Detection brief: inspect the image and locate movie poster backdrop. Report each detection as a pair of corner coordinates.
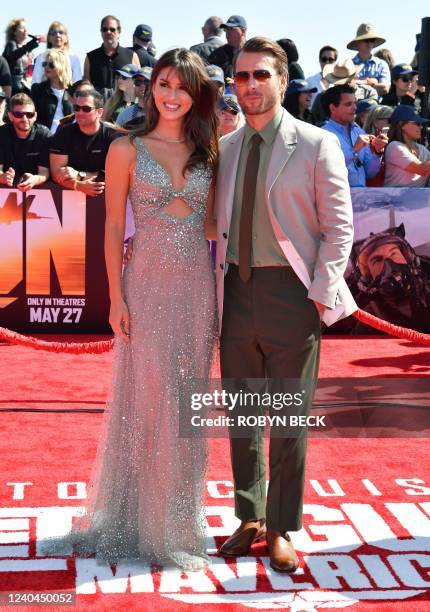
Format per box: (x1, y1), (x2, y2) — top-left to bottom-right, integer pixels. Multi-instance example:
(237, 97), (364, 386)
(1, 184), (429, 334)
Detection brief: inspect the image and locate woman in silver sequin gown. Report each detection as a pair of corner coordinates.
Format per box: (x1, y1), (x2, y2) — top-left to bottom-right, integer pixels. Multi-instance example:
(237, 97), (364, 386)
(70, 50), (219, 571)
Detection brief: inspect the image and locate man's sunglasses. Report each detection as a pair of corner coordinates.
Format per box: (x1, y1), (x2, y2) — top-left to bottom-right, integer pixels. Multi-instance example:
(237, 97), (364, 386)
(11, 110), (35, 119)
(101, 27), (117, 33)
(42, 61), (55, 69)
(133, 78), (147, 86)
(234, 69), (272, 84)
(73, 104), (95, 113)
(400, 76), (414, 83)
(320, 56), (336, 64)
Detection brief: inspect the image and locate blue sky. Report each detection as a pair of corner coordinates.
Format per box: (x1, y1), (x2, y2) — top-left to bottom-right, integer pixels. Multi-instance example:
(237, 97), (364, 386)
(2, 2), (427, 77)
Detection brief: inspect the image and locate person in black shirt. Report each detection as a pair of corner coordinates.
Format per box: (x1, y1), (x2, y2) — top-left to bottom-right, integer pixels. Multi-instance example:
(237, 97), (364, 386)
(129, 24), (156, 68)
(2, 18), (45, 94)
(207, 15), (247, 79)
(0, 93), (50, 190)
(84, 15), (139, 99)
(50, 89), (120, 197)
(190, 16), (224, 62)
(0, 57), (12, 99)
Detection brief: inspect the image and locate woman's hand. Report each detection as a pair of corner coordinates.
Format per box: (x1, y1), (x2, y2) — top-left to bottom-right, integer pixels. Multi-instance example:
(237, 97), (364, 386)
(109, 298), (130, 342)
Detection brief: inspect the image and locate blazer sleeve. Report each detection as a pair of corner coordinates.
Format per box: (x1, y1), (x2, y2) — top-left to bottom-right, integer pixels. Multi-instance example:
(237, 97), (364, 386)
(307, 131), (354, 309)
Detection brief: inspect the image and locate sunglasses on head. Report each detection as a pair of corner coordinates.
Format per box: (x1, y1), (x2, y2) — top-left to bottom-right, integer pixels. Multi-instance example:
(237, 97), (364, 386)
(234, 69), (273, 84)
(133, 78), (147, 86)
(73, 104), (95, 113)
(320, 56), (336, 64)
(102, 27), (117, 33)
(42, 61), (55, 69)
(11, 110), (35, 119)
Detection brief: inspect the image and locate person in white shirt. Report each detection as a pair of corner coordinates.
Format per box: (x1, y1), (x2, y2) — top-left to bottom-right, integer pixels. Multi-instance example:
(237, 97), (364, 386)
(384, 105), (430, 187)
(306, 45), (337, 106)
(32, 21), (81, 84)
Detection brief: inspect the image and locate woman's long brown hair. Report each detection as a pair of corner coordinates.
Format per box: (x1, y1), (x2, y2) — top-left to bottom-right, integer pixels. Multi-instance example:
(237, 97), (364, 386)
(132, 48), (219, 174)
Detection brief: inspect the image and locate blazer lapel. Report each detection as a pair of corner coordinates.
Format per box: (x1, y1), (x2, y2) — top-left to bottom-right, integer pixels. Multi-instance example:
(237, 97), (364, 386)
(266, 109), (297, 195)
(219, 128), (245, 225)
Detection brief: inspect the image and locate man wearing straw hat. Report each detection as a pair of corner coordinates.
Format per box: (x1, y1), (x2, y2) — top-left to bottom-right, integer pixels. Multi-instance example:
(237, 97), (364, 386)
(348, 23), (390, 96)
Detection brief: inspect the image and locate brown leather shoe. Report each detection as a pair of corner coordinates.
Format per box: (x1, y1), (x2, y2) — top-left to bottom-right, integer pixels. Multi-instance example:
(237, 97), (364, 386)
(267, 530), (299, 573)
(218, 520), (266, 557)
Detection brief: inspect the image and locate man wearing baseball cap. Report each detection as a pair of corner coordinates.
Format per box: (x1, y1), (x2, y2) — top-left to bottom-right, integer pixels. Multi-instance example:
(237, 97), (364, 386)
(208, 15), (247, 79)
(348, 23), (390, 96)
(206, 64), (225, 95)
(116, 66), (152, 128)
(129, 24), (156, 68)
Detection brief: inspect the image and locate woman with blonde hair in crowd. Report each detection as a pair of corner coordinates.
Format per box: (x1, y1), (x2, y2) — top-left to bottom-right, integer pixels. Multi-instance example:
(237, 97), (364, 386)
(363, 104), (393, 136)
(363, 105), (392, 187)
(3, 17), (45, 94)
(30, 49), (73, 134)
(32, 21), (82, 84)
(102, 64), (136, 123)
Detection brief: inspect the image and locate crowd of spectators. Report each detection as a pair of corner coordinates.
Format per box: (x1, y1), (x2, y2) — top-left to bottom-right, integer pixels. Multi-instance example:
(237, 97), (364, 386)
(0, 13), (429, 192)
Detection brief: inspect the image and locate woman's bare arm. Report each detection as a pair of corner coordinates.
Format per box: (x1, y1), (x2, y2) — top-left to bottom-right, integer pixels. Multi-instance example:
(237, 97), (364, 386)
(105, 136), (135, 340)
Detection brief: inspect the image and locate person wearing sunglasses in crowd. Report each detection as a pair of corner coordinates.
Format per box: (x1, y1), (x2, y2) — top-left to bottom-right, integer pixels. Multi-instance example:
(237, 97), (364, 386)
(306, 45), (338, 107)
(30, 50), (74, 134)
(208, 15), (247, 79)
(116, 66), (152, 128)
(348, 23), (390, 96)
(381, 64), (422, 113)
(0, 93), (50, 190)
(321, 84), (388, 187)
(32, 21), (82, 85)
(50, 88), (120, 196)
(103, 64), (138, 124)
(84, 15), (139, 101)
(2, 18), (46, 94)
(384, 105), (430, 187)
(218, 93), (245, 136)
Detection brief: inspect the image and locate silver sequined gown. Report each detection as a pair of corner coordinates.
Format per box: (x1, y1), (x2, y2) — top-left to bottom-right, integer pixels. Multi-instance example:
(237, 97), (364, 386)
(70, 138), (217, 569)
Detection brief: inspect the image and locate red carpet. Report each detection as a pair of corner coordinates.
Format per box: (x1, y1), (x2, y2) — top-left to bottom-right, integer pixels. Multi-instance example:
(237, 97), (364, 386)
(0, 336), (429, 611)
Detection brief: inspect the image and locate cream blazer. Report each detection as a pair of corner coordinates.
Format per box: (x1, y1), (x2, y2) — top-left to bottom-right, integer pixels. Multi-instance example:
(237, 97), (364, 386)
(215, 108), (357, 333)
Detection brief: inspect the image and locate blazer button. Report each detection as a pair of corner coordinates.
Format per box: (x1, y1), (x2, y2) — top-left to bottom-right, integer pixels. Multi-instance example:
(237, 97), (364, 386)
(220, 263), (224, 270)
(223, 232), (228, 239)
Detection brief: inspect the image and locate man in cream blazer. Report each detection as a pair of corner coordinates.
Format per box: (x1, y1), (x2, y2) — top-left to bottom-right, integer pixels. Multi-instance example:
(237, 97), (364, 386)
(215, 37), (357, 573)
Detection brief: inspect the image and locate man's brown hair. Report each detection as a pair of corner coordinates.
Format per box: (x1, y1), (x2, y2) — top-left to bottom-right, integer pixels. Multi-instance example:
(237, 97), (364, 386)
(234, 36), (289, 76)
(9, 93), (34, 110)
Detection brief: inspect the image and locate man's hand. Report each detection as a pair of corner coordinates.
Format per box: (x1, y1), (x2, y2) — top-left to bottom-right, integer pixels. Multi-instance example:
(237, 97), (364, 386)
(17, 173), (38, 192)
(78, 177), (105, 197)
(0, 167), (15, 187)
(353, 134), (371, 153)
(313, 300), (325, 321)
(370, 133), (388, 154)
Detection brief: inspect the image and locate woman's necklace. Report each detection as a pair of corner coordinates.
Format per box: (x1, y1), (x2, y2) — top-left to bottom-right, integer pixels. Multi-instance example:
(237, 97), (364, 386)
(153, 130), (185, 143)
